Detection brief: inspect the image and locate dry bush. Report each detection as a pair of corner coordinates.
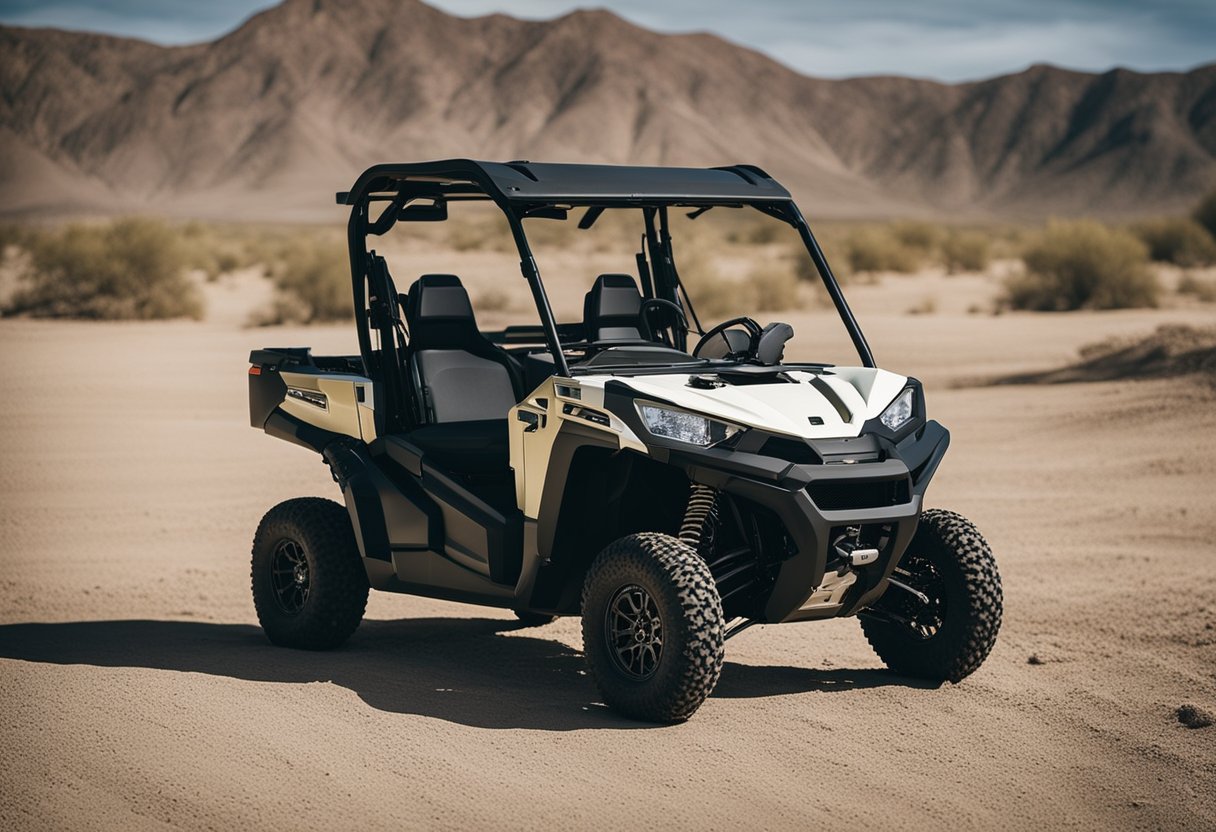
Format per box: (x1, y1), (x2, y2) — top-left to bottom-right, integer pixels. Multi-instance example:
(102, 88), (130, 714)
(725, 217), (784, 245)
(1130, 217), (1216, 267)
(474, 288), (514, 312)
(748, 263), (803, 311)
(0, 223), (31, 253)
(256, 235), (353, 324)
(987, 224), (1032, 260)
(1195, 190), (1216, 240)
(444, 215), (514, 253)
(1005, 220), (1158, 311)
(3, 218), (203, 320)
(803, 227), (852, 282)
(446, 221), (491, 252)
(585, 209), (642, 253)
(906, 296), (938, 315)
(681, 250), (751, 318)
(941, 230), (992, 273)
(1177, 273), (1216, 302)
(891, 221), (943, 257)
(179, 222), (262, 280)
(843, 226), (921, 274)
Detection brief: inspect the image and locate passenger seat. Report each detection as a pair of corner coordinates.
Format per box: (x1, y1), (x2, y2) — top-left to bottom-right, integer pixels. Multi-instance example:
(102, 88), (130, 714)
(582, 273), (645, 343)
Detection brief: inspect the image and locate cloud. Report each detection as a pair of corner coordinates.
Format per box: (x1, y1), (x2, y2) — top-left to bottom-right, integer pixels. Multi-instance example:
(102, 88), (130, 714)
(0, 0), (275, 44)
(431, 0), (1216, 80)
(0, 0), (1211, 80)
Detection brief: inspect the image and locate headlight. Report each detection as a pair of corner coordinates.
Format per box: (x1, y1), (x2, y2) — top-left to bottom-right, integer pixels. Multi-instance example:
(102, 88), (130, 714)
(637, 404), (741, 446)
(879, 388), (915, 431)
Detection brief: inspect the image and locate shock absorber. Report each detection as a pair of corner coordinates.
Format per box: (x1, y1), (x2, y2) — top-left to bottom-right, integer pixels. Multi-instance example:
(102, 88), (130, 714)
(679, 483), (718, 552)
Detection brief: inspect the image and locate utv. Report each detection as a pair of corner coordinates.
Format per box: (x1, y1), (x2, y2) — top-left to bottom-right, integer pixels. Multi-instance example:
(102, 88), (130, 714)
(248, 160), (1002, 722)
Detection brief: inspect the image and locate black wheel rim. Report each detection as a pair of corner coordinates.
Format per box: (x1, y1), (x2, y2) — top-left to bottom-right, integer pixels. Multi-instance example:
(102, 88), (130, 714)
(270, 538), (310, 614)
(605, 584), (664, 680)
(888, 552), (946, 640)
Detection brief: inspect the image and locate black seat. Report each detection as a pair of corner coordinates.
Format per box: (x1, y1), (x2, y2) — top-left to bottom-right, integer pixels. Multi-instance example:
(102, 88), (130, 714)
(583, 273), (645, 343)
(402, 274), (521, 474)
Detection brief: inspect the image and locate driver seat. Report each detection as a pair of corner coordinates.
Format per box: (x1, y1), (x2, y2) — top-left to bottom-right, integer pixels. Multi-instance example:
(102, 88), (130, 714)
(401, 274), (521, 474)
(583, 273), (645, 343)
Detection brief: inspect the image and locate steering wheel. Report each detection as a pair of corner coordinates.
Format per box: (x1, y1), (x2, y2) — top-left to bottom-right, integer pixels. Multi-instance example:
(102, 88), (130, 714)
(639, 298), (689, 345)
(692, 316), (763, 359)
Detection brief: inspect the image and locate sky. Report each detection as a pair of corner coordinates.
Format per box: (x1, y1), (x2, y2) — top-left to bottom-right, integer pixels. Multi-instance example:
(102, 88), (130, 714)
(0, 0), (1213, 82)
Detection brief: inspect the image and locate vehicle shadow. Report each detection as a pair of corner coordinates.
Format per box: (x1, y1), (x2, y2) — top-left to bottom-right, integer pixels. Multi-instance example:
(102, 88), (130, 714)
(0, 618), (932, 730)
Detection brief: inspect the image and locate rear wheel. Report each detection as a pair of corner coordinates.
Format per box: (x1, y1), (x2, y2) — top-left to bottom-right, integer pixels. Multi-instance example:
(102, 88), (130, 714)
(581, 533), (724, 723)
(251, 497), (369, 650)
(861, 509), (1002, 682)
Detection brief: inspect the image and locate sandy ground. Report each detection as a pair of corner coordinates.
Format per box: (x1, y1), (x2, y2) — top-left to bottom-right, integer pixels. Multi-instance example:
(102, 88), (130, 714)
(1, 270), (1214, 830)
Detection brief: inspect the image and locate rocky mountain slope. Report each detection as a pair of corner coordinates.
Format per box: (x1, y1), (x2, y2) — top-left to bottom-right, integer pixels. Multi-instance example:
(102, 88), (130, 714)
(1, 0), (1213, 220)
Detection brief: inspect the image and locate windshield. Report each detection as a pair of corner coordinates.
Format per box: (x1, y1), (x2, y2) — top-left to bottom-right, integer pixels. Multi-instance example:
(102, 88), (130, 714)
(369, 198), (865, 376)
(520, 205), (864, 369)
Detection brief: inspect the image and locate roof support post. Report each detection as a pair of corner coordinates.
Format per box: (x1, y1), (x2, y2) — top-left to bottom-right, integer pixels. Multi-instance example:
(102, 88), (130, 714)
(787, 202), (876, 368)
(348, 200), (373, 373)
(506, 210), (572, 378)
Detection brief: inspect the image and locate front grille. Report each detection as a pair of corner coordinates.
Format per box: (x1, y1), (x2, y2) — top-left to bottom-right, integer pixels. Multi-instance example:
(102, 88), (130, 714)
(757, 436), (819, 464)
(807, 477), (911, 511)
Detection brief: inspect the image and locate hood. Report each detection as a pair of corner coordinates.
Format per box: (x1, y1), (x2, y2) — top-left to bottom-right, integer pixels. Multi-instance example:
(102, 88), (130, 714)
(592, 367), (908, 439)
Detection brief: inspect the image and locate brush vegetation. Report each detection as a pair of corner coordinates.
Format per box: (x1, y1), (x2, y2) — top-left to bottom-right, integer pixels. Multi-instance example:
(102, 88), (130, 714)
(2, 218), (203, 320)
(1130, 217), (1216, 267)
(1005, 220), (1159, 311)
(5, 196), (1215, 323)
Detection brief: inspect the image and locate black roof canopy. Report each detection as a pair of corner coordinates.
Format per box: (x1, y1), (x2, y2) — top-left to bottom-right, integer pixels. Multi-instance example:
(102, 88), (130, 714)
(338, 159), (792, 206)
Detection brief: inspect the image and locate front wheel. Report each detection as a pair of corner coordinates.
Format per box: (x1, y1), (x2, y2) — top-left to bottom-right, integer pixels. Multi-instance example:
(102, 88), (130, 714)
(251, 497), (369, 650)
(581, 533), (725, 723)
(861, 509), (1002, 682)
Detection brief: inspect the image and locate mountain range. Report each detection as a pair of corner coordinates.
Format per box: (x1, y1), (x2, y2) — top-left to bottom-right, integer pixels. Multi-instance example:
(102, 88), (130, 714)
(2, 0), (1214, 221)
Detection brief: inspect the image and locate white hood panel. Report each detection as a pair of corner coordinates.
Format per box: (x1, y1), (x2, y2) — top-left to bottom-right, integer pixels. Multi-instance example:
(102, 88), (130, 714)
(581, 367), (908, 439)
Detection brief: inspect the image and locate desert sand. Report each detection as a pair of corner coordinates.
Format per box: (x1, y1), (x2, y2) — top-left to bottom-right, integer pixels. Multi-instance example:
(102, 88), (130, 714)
(1, 268), (1214, 830)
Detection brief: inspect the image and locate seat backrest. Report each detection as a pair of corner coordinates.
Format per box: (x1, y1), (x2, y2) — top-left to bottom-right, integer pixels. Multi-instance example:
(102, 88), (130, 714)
(403, 274), (520, 423)
(583, 273), (644, 343)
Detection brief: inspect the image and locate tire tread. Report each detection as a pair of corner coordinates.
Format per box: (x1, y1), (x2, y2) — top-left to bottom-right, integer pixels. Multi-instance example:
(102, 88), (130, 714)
(862, 509), (1002, 682)
(251, 497), (369, 650)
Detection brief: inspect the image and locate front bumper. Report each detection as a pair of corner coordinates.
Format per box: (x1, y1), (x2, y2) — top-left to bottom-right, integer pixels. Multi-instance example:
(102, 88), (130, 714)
(666, 420), (950, 623)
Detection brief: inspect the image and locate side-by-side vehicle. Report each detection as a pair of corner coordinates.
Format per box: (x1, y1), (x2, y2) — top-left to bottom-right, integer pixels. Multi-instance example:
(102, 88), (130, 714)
(248, 160), (1002, 722)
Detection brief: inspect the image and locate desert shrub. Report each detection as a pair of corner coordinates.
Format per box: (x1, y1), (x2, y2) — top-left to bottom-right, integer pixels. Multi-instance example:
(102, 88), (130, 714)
(3, 218), (202, 320)
(1177, 273), (1216, 302)
(1130, 217), (1216, 267)
(260, 236), (353, 324)
(682, 251), (751, 318)
(891, 221), (943, 256)
(906, 296), (938, 315)
(726, 217), (784, 245)
(987, 224), (1032, 260)
(801, 228), (852, 282)
(1005, 220), (1158, 311)
(844, 226), (921, 274)
(747, 264), (802, 311)
(0, 223), (30, 253)
(446, 220), (492, 252)
(474, 288), (514, 312)
(1194, 190), (1216, 240)
(941, 230), (992, 273)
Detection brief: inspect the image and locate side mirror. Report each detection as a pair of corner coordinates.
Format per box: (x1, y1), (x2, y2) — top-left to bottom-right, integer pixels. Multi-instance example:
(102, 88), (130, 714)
(756, 322), (794, 365)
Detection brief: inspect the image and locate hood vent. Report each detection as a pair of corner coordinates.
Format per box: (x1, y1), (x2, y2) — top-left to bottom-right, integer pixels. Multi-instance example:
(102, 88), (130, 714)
(809, 376), (852, 422)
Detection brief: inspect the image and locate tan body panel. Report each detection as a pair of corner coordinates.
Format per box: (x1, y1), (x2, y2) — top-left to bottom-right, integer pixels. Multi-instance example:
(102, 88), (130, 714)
(279, 370), (376, 442)
(509, 377), (640, 519)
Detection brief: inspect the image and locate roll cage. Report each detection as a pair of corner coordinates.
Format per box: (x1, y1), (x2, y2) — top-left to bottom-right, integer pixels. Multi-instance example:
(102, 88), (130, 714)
(339, 159), (875, 435)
